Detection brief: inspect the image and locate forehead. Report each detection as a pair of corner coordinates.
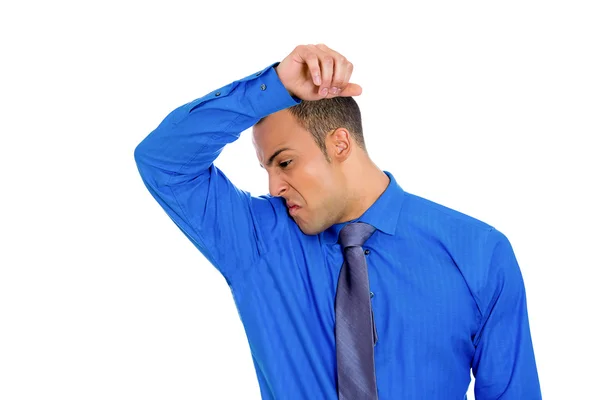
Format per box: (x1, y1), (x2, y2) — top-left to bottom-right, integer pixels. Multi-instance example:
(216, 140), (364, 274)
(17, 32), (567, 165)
(252, 109), (308, 154)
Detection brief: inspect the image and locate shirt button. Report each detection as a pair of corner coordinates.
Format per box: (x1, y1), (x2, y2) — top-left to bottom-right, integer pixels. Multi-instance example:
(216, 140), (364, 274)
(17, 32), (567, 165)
(215, 91), (221, 96)
(364, 249), (370, 255)
(370, 292), (374, 298)
(260, 84), (267, 91)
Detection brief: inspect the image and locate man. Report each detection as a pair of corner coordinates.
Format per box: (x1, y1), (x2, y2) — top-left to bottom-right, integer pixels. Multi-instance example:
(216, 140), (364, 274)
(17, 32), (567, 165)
(134, 43), (542, 399)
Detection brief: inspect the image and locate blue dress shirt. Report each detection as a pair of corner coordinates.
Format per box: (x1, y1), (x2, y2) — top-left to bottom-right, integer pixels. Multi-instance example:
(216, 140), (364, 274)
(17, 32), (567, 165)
(134, 61), (542, 399)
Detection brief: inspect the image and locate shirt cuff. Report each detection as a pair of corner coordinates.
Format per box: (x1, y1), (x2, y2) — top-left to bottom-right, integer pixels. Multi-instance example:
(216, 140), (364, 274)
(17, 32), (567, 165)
(242, 61), (302, 118)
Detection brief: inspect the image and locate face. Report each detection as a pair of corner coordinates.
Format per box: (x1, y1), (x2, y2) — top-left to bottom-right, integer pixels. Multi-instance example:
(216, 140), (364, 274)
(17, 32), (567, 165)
(252, 109), (350, 235)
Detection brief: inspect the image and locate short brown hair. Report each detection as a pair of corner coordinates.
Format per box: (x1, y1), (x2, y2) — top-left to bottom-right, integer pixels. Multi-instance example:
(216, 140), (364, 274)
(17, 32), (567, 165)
(256, 97), (365, 161)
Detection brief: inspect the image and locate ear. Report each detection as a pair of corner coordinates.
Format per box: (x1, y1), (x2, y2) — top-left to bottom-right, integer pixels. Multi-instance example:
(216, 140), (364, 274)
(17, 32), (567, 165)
(328, 128), (352, 161)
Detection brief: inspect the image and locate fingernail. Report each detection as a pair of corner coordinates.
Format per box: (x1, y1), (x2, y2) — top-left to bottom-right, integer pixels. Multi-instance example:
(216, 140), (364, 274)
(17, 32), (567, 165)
(331, 87), (339, 95)
(320, 87), (328, 96)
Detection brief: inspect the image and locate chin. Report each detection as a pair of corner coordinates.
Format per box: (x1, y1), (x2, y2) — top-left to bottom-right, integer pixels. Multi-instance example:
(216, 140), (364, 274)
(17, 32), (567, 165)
(296, 220), (327, 236)
(299, 227), (321, 236)
(292, 209), (331, 235)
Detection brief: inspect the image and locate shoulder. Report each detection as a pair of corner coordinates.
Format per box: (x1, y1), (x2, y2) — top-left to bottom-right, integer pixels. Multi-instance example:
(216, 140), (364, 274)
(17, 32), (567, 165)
(402, 192), (513, 260)
(400, 191), (515, 306)
(401, 190), (495, 237)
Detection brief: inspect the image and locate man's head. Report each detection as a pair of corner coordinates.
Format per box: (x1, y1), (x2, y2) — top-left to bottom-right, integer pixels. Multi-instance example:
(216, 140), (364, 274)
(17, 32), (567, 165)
(252, 97), (367, 235)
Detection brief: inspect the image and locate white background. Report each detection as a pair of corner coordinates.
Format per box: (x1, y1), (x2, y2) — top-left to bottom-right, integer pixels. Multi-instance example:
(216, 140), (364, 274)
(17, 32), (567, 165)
(1, 1), (599, 399)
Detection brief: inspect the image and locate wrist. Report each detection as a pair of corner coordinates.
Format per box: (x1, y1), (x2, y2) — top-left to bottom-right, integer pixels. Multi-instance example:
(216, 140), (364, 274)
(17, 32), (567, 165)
(275, 65), (296, 98)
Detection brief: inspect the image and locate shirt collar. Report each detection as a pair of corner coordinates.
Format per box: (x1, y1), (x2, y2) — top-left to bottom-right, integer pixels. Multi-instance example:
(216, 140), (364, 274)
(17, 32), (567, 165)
(321, 170), (405, 245)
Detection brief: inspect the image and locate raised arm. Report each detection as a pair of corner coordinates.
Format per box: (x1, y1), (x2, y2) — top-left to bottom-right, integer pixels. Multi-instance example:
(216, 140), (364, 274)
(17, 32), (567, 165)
(134, 44), (362, 284)
(472, 228), (542, 399)
(133, 62), (301, 283)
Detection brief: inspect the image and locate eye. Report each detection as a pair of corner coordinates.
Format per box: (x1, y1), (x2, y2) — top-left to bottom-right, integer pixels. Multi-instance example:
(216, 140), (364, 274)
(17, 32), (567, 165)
(279, 160), (292, 169)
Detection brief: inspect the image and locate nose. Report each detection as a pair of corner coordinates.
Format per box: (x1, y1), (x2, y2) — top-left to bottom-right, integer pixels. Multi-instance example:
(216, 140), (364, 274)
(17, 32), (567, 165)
(268, 171), (288, 197)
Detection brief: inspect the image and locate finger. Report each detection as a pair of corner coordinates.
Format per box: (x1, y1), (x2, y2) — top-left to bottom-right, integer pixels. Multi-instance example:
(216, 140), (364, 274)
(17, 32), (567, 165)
(341, 61), (354, 91)
(311, 46), (335, 96)
(338, 82), (362, 97)
(316, 44), (351, 96)
(297, 46), (323, 87)
(331, 62), (358, 96)
(331, 58), (351, 95)
(319, 55), (335, 97)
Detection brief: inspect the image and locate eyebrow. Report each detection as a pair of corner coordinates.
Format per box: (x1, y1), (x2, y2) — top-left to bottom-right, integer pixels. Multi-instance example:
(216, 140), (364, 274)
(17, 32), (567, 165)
(261, 147), (292, 168)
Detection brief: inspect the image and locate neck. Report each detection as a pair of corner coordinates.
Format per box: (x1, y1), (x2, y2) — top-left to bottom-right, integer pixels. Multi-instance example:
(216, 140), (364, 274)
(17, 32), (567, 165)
(340, 155), (390, 222)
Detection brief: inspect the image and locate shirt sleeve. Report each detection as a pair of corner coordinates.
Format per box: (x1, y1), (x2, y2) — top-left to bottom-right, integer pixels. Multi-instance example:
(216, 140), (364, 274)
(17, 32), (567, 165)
(133, 61), (302, 283)
(471, 228), (542, 399)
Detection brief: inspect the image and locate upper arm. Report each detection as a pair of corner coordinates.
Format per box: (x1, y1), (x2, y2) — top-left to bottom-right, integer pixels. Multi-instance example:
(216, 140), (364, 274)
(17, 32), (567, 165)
(471, 229), (542, 399)
(134, 62), (300, 283)
(164, 163), (275, 282)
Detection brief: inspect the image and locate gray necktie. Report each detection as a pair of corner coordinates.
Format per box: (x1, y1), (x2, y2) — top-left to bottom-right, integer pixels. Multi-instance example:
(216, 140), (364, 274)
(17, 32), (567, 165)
(335, 222), (378, 400)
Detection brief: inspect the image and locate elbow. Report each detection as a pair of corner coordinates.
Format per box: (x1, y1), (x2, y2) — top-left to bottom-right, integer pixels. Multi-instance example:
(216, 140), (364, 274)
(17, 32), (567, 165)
(133, 139), (155, 183)
(133, 140), (147, 168)
(133, 138), (178, 189)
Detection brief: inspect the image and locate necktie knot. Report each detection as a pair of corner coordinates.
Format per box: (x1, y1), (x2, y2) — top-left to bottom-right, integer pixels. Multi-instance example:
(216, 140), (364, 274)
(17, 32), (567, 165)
(338, 222), (376, 249)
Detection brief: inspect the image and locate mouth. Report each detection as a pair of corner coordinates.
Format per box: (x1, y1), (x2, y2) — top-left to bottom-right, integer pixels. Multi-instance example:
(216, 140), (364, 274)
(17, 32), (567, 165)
(287, 205), (301, 216)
